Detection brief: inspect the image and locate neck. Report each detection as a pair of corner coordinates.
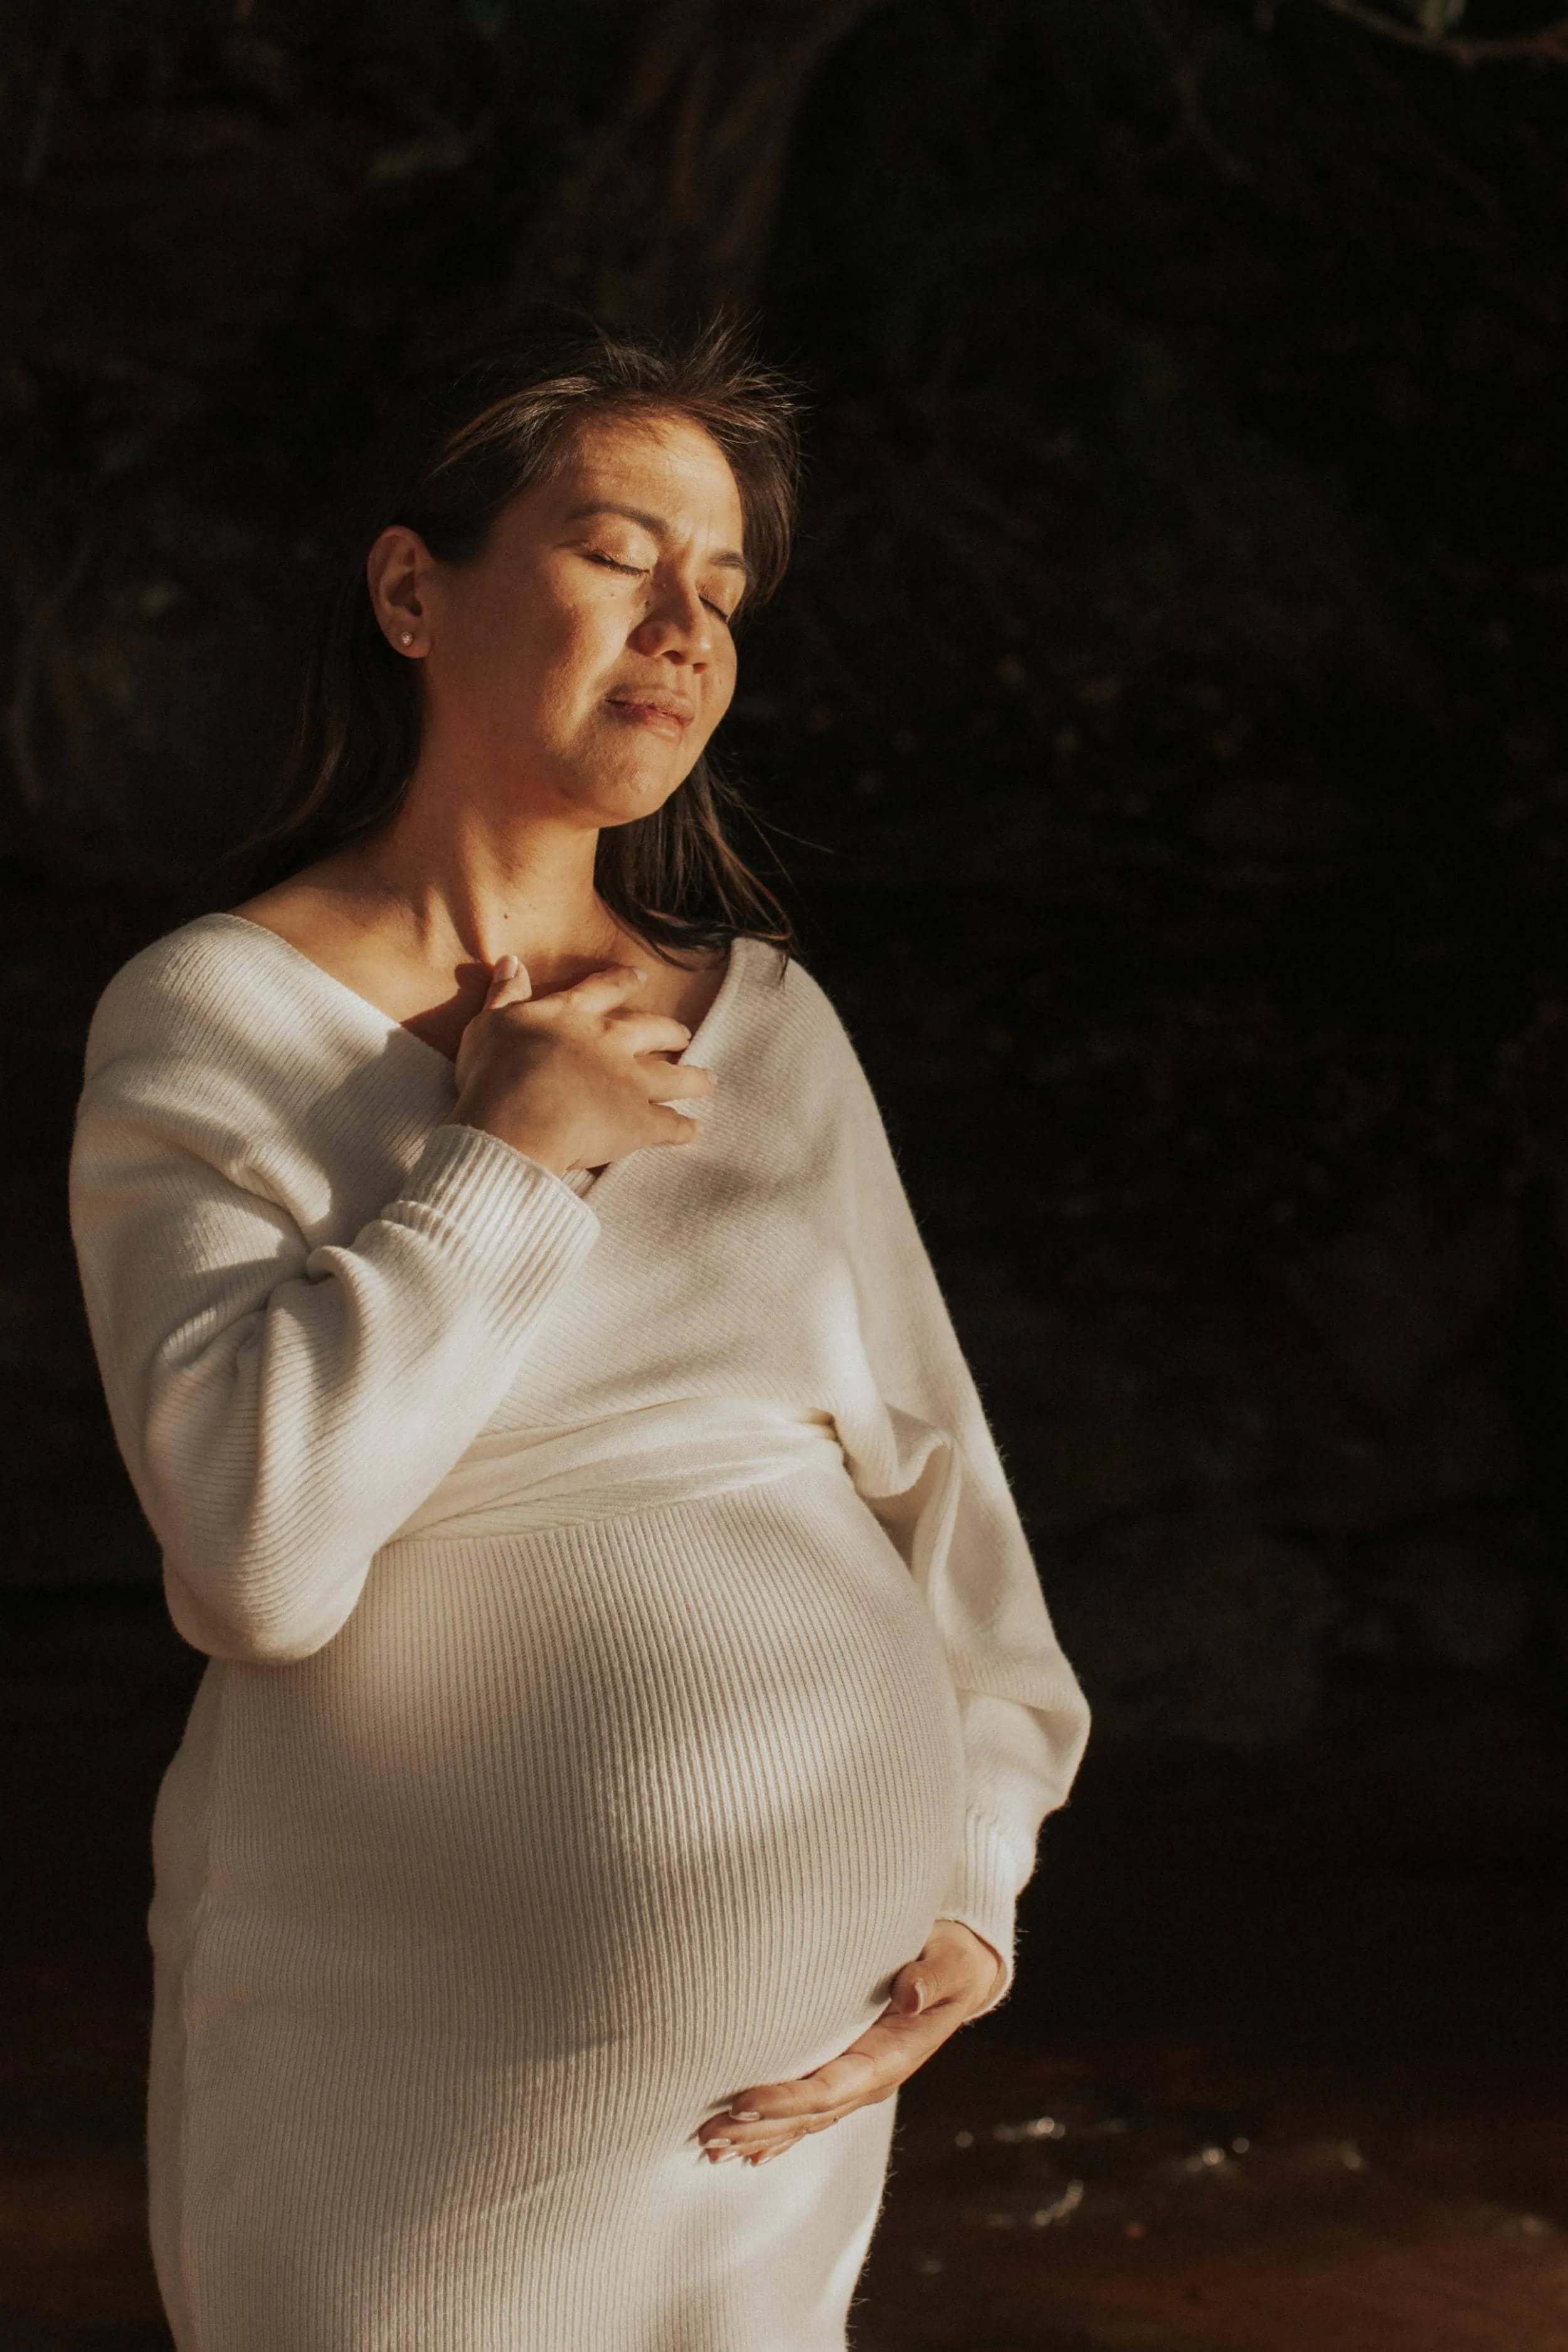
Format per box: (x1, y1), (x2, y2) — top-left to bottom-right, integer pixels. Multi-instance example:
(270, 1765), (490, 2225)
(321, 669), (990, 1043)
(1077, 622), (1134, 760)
(348, 771), (622, 993)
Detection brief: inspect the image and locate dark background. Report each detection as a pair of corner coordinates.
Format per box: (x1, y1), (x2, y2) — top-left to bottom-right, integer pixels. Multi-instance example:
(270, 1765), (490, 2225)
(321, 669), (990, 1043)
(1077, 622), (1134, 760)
(3, 4), (1567, 2346)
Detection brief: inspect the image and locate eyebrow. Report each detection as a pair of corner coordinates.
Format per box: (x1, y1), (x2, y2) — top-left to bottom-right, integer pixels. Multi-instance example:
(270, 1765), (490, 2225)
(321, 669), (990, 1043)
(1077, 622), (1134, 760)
(562, 501), (749, 575)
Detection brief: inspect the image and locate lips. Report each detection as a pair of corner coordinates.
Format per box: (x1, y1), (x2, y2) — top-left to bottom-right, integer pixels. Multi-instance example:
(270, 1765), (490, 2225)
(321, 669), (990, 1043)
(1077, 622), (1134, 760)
(607, 691), (695, 731)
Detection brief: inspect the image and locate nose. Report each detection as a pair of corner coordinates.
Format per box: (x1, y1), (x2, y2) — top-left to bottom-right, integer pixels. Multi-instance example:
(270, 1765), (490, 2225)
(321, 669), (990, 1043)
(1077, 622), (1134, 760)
(628, 569), (716, 666)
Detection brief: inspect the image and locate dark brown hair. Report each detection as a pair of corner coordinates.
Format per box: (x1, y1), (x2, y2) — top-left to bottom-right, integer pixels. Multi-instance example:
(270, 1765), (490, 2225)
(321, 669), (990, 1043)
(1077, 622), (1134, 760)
(224, 312), (800, 956)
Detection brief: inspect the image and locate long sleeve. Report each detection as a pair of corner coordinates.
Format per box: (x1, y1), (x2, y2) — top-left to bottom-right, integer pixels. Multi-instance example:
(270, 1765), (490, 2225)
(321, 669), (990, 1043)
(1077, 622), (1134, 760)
(821, 1000), (1091, 2013)
(70, 955), (598, 1665)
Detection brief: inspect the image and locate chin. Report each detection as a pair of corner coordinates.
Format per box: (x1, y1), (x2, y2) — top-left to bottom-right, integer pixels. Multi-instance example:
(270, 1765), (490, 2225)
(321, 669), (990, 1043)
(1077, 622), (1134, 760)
(578, 753), (698, 830)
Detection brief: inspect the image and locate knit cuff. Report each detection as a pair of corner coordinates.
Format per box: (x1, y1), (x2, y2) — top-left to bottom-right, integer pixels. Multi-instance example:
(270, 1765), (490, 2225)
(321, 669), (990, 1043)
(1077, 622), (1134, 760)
(398, 1121), (600, 1326)
(936, 1808), (1032, 2016)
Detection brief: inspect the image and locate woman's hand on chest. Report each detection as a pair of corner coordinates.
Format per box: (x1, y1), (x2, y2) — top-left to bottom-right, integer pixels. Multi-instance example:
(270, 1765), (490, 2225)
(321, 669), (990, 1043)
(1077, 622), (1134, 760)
(450, 954), (716, 1177)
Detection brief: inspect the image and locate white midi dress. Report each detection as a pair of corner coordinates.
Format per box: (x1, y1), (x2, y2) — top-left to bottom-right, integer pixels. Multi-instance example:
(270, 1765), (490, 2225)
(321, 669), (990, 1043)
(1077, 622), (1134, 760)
(68, 915), (1091, 2352)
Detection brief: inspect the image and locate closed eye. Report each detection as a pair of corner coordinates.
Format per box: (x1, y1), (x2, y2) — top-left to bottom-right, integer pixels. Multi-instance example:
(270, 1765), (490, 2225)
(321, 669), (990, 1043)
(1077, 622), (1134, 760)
(583, 548), (735, 624)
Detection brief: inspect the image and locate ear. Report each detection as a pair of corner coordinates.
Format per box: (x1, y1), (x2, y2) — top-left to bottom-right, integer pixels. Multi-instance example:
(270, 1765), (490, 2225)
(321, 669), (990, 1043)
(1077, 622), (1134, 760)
(367, 524), (435, 654)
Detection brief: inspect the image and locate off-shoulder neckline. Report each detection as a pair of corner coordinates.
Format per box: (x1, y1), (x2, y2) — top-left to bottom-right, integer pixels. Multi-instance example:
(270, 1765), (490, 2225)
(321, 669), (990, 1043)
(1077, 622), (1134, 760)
(193, 909), (758, 1079)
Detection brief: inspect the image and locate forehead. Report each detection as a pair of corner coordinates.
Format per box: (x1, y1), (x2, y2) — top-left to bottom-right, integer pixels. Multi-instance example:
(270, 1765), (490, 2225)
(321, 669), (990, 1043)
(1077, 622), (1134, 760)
(548, 410), (744, 532)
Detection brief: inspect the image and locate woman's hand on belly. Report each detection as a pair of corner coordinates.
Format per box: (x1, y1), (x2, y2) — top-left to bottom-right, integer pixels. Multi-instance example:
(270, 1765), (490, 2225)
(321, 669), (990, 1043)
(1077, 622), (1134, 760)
(694, 1920), (1005, 2166)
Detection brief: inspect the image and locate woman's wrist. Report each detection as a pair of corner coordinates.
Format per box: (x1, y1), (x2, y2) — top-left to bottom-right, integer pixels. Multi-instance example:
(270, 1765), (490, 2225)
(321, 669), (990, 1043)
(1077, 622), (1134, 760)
(445, 1098), (575, 1177)
(935, 1915), (1008, 2009)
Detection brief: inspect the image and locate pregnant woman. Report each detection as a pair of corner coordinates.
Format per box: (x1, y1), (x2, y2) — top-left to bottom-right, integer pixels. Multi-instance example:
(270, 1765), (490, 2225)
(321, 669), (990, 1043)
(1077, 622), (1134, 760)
(69, 317), (1090, 2351)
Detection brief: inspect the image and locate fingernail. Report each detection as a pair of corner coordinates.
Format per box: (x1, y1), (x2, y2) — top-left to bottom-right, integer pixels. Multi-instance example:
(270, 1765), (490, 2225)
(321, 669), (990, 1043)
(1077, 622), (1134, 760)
(706, 2137), (733, 2149)
(911, 1977), (928, 2010)
(715, 2148), (741, 2163)
(732, 2110), (761, 2122)
(495, 953), (518, 980)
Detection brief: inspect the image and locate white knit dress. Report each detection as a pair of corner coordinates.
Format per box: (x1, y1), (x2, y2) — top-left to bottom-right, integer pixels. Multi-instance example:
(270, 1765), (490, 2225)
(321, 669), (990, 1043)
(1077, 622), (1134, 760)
(69, 913), (1090, 2352)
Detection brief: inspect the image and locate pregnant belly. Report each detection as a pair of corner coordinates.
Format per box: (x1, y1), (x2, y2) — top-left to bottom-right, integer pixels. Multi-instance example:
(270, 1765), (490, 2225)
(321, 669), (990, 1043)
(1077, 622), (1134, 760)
(179, 1464), (967, 2107)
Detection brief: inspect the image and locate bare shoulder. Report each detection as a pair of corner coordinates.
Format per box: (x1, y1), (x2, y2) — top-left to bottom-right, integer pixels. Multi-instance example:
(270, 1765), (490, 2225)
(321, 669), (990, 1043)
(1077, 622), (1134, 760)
(230, 857), (374, 965)
(227, 859), (423, 1023)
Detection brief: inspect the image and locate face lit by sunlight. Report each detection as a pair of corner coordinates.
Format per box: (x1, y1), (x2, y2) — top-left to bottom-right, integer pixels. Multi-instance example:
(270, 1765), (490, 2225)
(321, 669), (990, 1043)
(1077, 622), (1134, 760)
(376, 411), (748, 831)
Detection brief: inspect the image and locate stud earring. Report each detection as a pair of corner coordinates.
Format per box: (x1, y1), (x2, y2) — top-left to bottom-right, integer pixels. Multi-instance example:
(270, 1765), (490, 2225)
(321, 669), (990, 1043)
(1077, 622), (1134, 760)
(399, 630), (415, 647)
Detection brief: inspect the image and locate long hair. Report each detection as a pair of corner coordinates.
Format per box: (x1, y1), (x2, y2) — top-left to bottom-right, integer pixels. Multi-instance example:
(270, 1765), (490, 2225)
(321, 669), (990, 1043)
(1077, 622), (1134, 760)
(221, 314), (800, 956)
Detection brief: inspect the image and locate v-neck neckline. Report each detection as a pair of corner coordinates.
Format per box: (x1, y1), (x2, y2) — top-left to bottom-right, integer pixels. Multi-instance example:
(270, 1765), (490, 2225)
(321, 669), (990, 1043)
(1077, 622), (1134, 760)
(197, 913), (755, 1202)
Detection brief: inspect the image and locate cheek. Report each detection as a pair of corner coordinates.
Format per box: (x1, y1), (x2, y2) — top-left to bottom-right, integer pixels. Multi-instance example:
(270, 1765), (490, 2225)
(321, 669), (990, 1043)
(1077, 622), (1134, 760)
(450, 564), (617, 722)
(489, 630), (612, 758)
(700, 644), (739, 736)
(533, 598), (633, 729)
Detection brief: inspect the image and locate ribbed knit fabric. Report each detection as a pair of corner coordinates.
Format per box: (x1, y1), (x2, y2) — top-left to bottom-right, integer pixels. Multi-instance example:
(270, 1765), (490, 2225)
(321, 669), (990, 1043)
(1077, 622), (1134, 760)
(69, 914), (1091, 2352)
